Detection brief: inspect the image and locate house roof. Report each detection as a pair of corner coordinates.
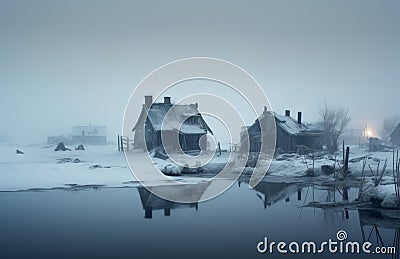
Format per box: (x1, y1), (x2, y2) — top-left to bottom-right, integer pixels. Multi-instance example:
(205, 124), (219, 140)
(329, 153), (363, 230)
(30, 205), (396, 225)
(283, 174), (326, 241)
(246, 111), (325, 136)
(72, 126), (106, 136)
(273, 112), (307, 135)
(133, 102), (213, 134)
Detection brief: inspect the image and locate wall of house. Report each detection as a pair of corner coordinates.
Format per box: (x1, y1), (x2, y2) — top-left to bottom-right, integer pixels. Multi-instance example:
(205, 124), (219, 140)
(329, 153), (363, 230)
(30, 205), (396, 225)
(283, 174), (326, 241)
(391, 127), (400, 146)
(71, 136), (106, 145)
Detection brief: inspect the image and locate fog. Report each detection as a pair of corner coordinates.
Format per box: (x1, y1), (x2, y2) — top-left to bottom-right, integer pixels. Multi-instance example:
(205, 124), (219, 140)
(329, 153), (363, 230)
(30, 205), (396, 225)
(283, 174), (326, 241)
(0, 0), (399, 144)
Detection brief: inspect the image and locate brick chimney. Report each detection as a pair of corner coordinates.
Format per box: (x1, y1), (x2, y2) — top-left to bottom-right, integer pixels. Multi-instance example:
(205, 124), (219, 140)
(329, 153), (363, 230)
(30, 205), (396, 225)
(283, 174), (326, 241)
(144, 95), (153, 109)
(164, 96), (171, 104)
(297, 112), (302, 124)
(285, 110), (291, 117)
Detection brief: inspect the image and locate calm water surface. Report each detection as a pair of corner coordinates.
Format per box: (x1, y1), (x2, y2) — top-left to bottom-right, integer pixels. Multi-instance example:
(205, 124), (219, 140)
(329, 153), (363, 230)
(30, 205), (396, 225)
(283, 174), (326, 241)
(0, 180), (398, 259)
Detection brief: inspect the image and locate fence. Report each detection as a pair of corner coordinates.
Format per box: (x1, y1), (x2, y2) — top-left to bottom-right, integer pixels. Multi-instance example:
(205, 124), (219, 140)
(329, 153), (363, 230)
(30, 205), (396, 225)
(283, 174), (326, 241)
(117, 135), (131, 152)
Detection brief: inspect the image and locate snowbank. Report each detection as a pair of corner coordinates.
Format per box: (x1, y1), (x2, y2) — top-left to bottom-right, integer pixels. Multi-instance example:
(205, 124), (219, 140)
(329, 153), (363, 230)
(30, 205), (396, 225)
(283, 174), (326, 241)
(360, 182), (399, 208)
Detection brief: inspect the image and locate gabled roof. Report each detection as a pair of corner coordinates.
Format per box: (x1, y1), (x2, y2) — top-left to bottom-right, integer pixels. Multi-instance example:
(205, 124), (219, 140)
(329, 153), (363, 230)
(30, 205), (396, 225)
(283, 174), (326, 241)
(273, 112), (307, 135)
(132, 102), (213, 134)
(247, 111), (307, 136)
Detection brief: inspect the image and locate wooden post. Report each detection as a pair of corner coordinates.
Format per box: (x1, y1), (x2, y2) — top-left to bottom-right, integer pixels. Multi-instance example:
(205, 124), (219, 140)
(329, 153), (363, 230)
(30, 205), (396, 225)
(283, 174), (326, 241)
(344, 146), (350, 178)
(120, 136), (124, 151)
(342, 141), (345, 165)
(217, 142), (221, 156)
(118, 135), (120, 152)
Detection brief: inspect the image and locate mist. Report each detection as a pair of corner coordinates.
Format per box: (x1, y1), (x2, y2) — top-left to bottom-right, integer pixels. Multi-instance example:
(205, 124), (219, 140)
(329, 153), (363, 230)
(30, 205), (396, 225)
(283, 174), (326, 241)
(0, 0), (399, 144)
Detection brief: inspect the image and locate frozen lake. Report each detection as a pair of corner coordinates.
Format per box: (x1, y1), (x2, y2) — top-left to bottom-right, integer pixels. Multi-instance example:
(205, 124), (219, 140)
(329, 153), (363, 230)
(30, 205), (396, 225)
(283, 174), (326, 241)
(0, 179), (398, 259)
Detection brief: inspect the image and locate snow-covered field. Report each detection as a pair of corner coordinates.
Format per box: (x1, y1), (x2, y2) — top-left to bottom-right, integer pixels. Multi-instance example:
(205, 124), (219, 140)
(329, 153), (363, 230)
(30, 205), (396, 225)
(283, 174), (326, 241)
(1, 143), (398, 198)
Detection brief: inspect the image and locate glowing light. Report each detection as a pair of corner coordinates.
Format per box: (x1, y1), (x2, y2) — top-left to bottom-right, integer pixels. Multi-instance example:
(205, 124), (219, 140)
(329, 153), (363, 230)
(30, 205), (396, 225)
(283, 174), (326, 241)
(366, 130), (373, 137)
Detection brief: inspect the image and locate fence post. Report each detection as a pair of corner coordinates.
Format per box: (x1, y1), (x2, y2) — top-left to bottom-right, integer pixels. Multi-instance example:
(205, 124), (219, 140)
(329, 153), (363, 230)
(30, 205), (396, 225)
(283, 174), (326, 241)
(344, 146), (350, 178)
(342, 141), (345, 165)
(118, 135), (120, 152)
(121, 136), (124, 151)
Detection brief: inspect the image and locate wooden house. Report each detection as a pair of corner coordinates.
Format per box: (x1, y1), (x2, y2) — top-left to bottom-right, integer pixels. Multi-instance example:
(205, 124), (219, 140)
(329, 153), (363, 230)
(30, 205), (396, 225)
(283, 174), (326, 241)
(132, 96), (213, 152)
(241, 108), (330, 153)
(71, 126), (107, 144)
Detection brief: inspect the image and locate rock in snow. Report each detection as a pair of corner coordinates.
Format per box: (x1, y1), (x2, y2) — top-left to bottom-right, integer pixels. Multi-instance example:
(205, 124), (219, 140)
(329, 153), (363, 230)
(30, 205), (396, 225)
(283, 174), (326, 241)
(55, 142), (71, 151)
(75, 144), (85, 151)
(16, 149), (25, 154)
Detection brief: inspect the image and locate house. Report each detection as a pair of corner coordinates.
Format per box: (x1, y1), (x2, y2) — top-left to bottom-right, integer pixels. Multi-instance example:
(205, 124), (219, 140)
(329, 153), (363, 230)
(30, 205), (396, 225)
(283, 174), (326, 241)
(390, 123), (400, 147)
(338, 127), (368, 145)
(71, 126), (107, 144)
(132, 96), (213, 152)
(241, 108), (330, 153)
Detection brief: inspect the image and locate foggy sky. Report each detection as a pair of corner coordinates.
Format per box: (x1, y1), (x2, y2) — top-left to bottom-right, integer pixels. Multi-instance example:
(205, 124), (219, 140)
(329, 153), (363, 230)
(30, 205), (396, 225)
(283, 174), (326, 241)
(0, 0), (399, 144)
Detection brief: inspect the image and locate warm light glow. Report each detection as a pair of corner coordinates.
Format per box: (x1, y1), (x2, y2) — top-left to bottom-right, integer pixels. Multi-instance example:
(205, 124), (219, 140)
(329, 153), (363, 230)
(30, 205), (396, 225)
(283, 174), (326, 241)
(366, 130), (373, 137)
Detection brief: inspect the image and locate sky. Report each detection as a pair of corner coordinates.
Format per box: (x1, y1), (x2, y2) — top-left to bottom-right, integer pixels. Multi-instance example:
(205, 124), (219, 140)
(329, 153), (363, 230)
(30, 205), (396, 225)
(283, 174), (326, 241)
(0, 0), (399, 144)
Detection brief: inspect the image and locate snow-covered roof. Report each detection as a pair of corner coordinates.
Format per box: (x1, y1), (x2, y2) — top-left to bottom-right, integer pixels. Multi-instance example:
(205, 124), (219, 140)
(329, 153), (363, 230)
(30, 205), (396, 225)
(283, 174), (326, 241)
(273, 112), (307, 135)
(247, 111), (322, 136)
(133, 102), (213, 134)
(72, 126), (106, 136)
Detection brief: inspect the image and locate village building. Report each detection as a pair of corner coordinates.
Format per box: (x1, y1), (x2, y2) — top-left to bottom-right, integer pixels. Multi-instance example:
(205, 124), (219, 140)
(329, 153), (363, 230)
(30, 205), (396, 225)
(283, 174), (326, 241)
(241, 108), (330, 153)
(390, 122), (400, 147)
(47, 125), (107, 145)
(71, 126), (107, 145)
(132, 96), (213, 152)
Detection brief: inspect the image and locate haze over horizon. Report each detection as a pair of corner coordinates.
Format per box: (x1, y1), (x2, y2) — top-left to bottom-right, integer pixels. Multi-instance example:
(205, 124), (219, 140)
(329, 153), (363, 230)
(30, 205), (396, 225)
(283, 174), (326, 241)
(1, 0), (399, 144)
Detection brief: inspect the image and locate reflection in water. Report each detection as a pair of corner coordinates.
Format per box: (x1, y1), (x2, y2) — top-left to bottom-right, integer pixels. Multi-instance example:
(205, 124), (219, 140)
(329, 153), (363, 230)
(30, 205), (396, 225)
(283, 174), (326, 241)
(138, 187), (198, 219)
(239, 180), (299, 208)
(1, 180), (399, 258)
(359, 209), (400, 259)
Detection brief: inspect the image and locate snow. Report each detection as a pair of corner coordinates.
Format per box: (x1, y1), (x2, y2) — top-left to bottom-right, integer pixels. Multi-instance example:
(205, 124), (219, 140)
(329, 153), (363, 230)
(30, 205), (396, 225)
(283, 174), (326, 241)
(1, 141), (398, 204)
(360, 182), (399, 208)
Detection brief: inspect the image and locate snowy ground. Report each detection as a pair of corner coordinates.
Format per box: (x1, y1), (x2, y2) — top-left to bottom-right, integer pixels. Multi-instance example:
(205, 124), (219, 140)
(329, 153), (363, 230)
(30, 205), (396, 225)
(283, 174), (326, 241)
(1, 143), (398, 196)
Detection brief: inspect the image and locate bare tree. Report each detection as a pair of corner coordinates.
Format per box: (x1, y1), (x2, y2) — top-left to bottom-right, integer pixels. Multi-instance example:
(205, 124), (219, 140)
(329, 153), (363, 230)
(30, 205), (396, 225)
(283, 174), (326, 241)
(380, 116), (399, 142)
(318, 103), (351, 151)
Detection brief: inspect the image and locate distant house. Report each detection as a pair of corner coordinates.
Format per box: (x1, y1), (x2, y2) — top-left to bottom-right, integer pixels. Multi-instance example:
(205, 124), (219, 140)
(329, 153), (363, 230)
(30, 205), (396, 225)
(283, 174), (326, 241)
(338, 128), (368, 145)
(390, 123), (400, 147)
(71, 126), (107, 145)
(132, 96), (213, 152)
(241, 108), (330, 153)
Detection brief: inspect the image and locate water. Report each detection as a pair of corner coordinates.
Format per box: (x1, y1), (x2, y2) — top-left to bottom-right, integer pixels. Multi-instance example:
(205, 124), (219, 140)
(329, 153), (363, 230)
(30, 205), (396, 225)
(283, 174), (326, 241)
(0, 180), (398, 259)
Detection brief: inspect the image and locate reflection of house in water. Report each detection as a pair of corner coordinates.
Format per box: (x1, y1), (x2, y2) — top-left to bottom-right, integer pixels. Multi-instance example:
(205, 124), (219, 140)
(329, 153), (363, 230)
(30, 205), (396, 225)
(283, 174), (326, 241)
(240, 180), (299, 208)
(138, 187), (198, 219)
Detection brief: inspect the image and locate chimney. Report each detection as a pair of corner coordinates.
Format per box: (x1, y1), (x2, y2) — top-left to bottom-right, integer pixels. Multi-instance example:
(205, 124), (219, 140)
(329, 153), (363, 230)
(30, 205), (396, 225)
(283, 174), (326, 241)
(144, 95), (153, 108)
(285, 110), (291, 117)
(164, 96), (171, 104)
(297, 112), (302, 124)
